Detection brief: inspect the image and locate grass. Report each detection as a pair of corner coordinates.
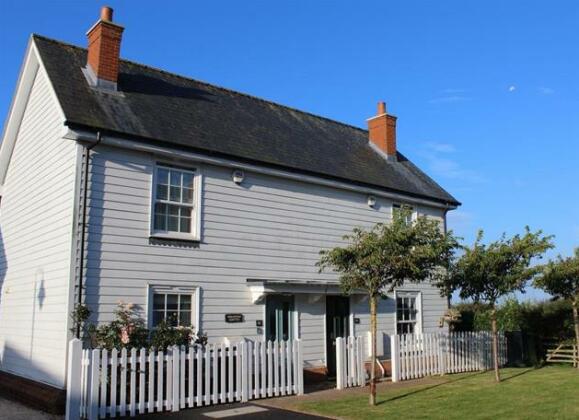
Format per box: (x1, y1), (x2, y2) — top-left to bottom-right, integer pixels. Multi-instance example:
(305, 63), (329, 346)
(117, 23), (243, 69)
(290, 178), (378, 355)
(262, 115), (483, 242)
(295, 366), (579, 419)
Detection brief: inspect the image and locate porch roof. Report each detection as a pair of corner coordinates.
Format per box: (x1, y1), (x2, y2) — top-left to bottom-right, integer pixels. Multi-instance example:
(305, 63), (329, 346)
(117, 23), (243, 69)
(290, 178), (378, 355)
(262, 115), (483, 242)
(246, 278), (367, 303)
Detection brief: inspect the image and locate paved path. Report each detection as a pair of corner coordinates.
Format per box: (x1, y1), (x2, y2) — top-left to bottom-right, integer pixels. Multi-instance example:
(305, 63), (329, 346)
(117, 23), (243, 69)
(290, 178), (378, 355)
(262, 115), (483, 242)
(0, 396), (62, 420)
(138, 402), (327, 419)
(0, 395), (327, 420)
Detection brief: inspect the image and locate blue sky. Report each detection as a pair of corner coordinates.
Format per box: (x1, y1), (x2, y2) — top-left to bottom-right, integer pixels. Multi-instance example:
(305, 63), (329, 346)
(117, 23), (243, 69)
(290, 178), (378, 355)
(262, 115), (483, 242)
(1, 1), (578, 300)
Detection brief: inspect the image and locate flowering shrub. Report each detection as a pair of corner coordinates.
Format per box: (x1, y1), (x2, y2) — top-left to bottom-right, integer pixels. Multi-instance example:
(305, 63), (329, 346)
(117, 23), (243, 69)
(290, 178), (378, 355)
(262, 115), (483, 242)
(72, 302), (208, 350)
(88, 301), (149, 349)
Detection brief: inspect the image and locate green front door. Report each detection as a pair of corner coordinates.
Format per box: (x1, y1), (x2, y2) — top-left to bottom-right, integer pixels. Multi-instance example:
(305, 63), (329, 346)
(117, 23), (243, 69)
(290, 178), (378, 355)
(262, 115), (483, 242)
(265, 295), (294, 342)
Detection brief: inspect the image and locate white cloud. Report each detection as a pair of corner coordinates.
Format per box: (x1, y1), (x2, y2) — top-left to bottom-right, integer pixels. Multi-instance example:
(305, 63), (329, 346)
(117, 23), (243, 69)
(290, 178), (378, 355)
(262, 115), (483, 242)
(419, 142), (486, 184)
(441, 88), (467, 94)
(425, 142), (456, 153)
(428, 157), (486, 183)
(538, 87), (555, 95)
(508, 85), (516, 92)
(428, 95), (471, 104)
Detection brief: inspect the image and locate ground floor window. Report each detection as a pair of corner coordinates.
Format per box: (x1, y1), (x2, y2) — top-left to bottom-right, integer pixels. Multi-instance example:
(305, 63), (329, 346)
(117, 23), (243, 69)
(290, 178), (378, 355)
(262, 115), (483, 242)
(149, 286), (199, 329)
(396, 292), (421, 335)
(265, 295), (294, 341)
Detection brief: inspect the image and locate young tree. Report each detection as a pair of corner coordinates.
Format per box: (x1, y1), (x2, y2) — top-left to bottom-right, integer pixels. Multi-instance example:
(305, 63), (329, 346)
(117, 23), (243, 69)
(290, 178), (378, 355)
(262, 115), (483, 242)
(439, 228), (553, 382)
(534, 248), (579, 369)
(318, 207), (459, 405)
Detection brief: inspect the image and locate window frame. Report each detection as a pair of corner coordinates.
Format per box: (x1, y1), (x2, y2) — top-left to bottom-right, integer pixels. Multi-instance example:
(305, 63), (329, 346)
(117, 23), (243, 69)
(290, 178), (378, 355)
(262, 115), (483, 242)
(150, 163), (203, 241)
(392, 203), (417, 225)
(146, 285), (201, 330)
(394, 290), (423, 335)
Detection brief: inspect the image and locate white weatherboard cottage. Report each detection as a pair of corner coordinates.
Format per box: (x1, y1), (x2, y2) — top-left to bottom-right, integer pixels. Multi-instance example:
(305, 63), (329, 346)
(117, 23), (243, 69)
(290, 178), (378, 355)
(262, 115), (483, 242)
(0, 7), (459, 393)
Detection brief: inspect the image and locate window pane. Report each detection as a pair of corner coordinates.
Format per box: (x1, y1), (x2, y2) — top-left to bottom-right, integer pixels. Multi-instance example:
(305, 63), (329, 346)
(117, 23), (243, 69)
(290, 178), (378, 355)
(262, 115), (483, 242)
(153, 310), (165, 327)
(170, 185), (181, 202)
(154, 214), (166, 231)
(168, 204), (180, 216)
(170, 171), (181, 187)
(158, 168), (169, 185)
(183, 173), (194, 189)
(166, 294), (178, 310)
(168, 216), (179, 232)
(153, 293), (165, 310)
(155, 202), (168, 215)
(409, 298), (416, 320)
(179, 217), (191, 233)
(156, 184), (168, 200)
(167, 311), (179, 327)
(180, 295), (191, 310)
(179, 311), (191, 326)
(182, 188), (193, 204)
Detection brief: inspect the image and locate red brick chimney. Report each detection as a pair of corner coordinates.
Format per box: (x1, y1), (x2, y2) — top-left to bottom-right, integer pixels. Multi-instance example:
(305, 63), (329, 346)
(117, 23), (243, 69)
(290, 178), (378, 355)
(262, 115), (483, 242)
(85, 6), (124, 90)
(367, 101), (397, 161)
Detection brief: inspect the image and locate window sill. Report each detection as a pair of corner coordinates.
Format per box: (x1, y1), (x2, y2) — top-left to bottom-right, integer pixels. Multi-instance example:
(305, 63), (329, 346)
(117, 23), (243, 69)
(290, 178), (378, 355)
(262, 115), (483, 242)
(150, 232), (200, 242)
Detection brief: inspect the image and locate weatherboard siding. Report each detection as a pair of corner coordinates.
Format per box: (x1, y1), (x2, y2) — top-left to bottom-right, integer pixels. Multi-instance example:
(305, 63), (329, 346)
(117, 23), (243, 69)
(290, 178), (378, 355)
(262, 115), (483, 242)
(0, 67), (75, 388)
(83, 145), (448, 365)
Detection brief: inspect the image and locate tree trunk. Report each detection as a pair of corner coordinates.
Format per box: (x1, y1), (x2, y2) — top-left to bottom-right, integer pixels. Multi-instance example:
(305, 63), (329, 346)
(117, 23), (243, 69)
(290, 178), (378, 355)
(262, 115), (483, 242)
(573, 296), (579, 370)
(369, 294), (377, 405)
(491, 307), (501, 382)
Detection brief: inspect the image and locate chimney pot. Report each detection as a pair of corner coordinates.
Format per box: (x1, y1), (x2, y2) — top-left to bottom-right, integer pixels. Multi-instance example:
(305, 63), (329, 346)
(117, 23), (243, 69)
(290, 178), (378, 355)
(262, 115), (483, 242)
(100, 6), (113, 21)
(377, 101), (386, 115)
(367, 100), (397, 160)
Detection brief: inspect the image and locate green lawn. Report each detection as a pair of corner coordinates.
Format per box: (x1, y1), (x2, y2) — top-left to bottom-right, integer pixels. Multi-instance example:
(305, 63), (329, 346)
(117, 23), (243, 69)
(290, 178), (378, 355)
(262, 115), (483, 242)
(296, 366), (578, 419)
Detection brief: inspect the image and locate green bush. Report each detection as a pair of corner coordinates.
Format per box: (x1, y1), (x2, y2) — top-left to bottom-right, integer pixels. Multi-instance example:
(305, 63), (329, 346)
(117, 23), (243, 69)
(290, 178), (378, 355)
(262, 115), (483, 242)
(149, 320), (208, 349)
(75, 302), (208, 350)
(452, 298), (574, 365)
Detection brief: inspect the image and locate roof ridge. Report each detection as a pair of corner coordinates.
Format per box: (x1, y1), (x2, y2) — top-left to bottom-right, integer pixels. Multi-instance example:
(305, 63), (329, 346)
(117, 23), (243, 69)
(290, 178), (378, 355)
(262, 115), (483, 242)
(31, 33), (369, 136)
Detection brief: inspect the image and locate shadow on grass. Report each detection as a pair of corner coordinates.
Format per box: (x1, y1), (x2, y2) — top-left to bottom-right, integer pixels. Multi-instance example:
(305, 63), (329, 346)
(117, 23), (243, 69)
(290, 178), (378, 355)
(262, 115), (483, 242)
(376, 371), (488, 406)
(376, 368), (540, 406)
(499, 367), (537, 383)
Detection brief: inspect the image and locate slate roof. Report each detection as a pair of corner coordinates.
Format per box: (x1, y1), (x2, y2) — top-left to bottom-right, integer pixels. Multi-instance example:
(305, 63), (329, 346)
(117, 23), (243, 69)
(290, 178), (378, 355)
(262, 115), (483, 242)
(33, 35), (459, 206)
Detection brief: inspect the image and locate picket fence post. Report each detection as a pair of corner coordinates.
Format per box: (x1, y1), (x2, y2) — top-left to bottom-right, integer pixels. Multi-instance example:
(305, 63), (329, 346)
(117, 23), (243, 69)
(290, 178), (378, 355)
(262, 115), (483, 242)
(241, 341), (249, 402)
(390, 334), (400, 382)
(440, 333), (447, 375)
(335, 337), (344, 390)
(297, 339), (304, 395)
(65, 339), (82, 420)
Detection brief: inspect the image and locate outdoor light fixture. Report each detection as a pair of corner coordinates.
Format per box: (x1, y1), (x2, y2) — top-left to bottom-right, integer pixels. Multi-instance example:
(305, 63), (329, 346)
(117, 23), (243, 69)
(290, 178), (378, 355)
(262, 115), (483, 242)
(367, 195), (377, 208)
(232, 170), (245, 184)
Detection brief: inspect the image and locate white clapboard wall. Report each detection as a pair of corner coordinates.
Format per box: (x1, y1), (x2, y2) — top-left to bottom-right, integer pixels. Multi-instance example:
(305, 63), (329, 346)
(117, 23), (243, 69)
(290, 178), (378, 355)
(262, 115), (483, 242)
(65, 339), (303, 420)
(391, 331), (507, 382)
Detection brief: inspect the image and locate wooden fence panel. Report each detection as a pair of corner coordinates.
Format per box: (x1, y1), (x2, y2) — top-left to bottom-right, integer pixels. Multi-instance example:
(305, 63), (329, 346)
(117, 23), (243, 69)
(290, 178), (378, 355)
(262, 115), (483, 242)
(391, 331), (508, 383)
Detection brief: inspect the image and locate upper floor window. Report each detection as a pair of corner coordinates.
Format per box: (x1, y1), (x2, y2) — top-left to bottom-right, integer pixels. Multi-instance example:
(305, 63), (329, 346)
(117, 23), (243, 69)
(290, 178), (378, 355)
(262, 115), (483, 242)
(152, 165), (201, 240)
(396, 292), (422, 335)
(393, 203), (415, 225)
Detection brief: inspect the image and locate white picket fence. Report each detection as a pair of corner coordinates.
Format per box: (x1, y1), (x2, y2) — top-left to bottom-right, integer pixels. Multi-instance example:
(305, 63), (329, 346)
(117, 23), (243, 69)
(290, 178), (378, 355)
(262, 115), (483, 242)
(65, 338), (303, 420)
(335, 336), (366, 390)
(391, 331), (507, 382)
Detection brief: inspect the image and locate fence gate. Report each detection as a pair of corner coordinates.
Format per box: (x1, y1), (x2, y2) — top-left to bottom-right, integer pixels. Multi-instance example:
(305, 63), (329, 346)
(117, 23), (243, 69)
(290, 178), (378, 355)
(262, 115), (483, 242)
(546, 344), (578, 367)
(335, 336), (366, 390)
(65, 338), (304, 420)
(391, 331), (507, 382)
